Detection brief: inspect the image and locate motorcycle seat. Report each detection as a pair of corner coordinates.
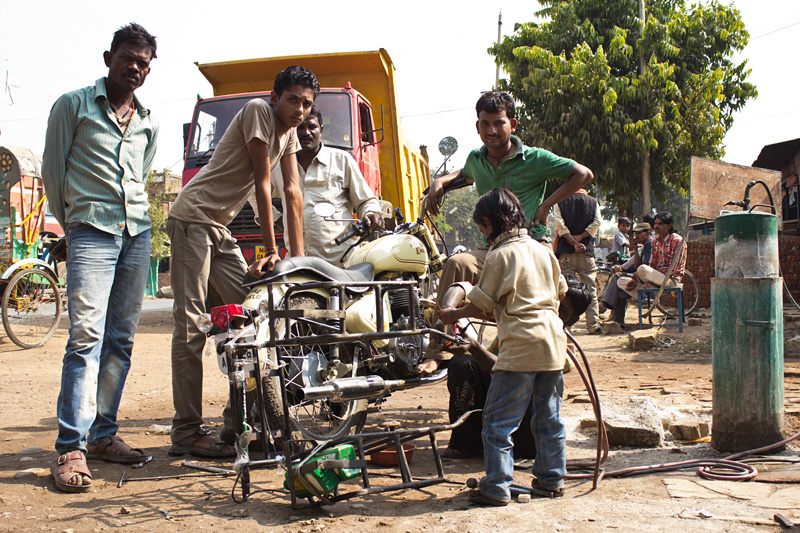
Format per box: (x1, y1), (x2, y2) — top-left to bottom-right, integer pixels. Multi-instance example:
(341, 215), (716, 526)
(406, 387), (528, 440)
(242, 256), (374, 294)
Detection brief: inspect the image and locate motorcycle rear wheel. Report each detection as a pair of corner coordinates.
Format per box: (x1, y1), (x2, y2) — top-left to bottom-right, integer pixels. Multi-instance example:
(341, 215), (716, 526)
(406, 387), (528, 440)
(263, 294), (367, 443)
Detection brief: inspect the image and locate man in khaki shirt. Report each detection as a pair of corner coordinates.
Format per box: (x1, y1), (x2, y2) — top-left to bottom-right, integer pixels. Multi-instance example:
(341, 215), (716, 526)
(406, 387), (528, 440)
(167, 66), (318, 457)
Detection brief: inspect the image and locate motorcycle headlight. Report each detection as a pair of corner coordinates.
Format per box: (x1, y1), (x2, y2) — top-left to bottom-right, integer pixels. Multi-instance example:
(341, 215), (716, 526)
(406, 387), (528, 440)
(197, 313), (213, 333)
(257, 298), (270, 319)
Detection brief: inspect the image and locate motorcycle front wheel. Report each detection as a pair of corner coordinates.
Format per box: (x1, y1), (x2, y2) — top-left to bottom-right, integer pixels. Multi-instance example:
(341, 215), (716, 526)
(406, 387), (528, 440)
(263, 294), (367, 443)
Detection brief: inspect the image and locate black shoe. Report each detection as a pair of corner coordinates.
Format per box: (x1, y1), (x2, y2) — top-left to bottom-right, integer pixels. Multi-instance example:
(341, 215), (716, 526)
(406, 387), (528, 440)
(467, 488), (509, 506)
(530, 478), (564, 498)
(588, 328), (603, 335)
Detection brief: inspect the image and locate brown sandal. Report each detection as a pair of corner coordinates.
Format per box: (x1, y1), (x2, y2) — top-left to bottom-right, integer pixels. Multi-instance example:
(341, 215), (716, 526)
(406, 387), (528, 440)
(168, 432), (236, 458)
(51, 451), (92, 493)
(87, 436), (145, 464)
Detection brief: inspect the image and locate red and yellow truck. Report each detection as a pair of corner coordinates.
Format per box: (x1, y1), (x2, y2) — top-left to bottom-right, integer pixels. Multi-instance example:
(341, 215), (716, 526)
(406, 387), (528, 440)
(182, 49), (430, 262)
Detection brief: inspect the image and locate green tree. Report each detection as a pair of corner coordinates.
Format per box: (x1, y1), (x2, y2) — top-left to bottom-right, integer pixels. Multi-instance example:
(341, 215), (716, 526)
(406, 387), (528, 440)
(491, 0), (757, 215)
(435, 185), (484, 250)
(146, 170), (171, 262)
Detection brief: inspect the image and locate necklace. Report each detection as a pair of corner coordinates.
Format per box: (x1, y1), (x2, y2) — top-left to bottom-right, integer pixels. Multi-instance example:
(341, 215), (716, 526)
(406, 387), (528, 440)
(487, 144), (514, 165)
(111, 101), (135, 124)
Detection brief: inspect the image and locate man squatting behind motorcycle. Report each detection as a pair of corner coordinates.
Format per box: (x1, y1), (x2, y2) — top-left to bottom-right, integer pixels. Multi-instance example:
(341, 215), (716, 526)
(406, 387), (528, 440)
(166, 66), (319, 457)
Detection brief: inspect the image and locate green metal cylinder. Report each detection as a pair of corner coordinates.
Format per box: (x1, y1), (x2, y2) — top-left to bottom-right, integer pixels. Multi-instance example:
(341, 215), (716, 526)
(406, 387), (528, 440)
(714, 212), (779, 278)
(711, 212), (783, 452)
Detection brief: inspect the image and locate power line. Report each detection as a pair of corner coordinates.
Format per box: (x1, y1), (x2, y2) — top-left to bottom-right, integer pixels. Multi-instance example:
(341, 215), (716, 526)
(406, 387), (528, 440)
(1, 116), (48, 123)
(750, 19), (800, 40)
(401, 106), (473, 119)
(0, 101), (45, 115)
(735, 108), (800, 123)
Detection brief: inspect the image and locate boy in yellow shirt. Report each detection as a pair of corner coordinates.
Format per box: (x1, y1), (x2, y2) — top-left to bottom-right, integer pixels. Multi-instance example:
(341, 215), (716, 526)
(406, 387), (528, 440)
(441, 188), (569, 505)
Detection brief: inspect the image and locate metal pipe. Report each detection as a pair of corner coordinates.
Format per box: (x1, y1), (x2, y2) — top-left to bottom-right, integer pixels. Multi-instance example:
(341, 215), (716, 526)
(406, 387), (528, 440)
(255, 327), (458, 349)
(298, 369), (448, 402)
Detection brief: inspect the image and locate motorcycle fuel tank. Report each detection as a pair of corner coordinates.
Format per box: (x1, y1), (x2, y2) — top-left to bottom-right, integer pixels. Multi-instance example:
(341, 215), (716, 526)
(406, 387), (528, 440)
(344, 234), (428, 276)
(345, 291), (391, 348)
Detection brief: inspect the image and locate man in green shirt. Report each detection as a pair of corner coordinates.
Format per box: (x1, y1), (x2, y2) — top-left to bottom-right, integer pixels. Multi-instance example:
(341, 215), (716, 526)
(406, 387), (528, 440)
(426, 92), (593, 327)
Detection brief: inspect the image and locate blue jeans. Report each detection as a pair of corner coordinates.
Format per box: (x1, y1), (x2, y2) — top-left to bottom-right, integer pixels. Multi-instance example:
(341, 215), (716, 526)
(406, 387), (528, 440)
(480, 370), (566, 501)
(55, 224), (150, 454)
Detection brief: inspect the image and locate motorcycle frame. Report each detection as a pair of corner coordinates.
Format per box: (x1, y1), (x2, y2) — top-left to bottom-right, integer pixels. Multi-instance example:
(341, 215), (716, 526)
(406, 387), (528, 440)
(221, 277), (458, 504)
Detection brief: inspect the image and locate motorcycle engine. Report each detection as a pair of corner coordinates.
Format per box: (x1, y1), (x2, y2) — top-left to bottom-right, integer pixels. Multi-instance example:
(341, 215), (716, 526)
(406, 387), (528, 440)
(377, 288), (428, 379)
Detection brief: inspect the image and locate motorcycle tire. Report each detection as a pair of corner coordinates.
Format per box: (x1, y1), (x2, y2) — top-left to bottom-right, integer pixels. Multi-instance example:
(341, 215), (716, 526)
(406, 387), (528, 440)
(263, 294), (367, 444)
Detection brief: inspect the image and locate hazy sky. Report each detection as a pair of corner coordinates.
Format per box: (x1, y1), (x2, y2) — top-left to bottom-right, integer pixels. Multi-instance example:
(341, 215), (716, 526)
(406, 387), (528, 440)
(2, 0), (798, 179)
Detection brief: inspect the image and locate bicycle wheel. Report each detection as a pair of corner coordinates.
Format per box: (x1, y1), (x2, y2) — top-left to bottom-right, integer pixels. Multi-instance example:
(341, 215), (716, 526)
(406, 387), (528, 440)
(656, 270), (699, 318)
(594, 267), (613, 300)
(2, 268), (62, 349)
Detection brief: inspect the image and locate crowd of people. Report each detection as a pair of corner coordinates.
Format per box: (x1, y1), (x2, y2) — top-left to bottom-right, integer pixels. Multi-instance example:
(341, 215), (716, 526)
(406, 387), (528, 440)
(40, 21), (681, 504)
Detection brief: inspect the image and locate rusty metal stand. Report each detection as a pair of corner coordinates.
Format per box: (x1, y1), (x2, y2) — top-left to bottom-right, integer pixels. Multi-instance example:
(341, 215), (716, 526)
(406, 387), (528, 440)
(285, 412), (474, 508)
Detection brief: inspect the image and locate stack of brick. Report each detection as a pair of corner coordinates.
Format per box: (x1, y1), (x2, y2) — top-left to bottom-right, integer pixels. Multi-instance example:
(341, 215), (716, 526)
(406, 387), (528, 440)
(685, 237), (800, 310)
(686, 241), (714, 309)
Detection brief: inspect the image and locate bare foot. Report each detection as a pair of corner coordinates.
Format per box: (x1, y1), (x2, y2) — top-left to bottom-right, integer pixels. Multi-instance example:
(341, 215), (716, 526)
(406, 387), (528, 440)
(415, 359), (440, 375)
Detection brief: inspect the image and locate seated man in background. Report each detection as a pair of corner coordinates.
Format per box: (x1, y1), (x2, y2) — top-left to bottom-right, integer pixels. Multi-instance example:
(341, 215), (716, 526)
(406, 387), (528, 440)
(620, 211), (685, 298)
(265, 105), (384, 264)
(600, 222), (653, 328)
(416, 275), (590, 459)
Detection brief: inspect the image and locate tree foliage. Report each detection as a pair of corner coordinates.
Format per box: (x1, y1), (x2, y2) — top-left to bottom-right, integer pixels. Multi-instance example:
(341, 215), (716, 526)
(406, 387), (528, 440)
(146, 170), (171, 261)
(491, 0), (757, 214)
(435, 185), (484, 250)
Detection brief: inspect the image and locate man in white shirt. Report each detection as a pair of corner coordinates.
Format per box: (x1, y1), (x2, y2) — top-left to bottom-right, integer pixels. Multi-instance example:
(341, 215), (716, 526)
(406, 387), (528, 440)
(269, 106), (384, 264)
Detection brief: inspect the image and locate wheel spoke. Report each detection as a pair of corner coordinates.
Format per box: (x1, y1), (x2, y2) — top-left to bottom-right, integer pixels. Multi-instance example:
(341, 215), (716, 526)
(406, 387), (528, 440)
(272, 294), (364, 441)
(3, 269), (61, 348)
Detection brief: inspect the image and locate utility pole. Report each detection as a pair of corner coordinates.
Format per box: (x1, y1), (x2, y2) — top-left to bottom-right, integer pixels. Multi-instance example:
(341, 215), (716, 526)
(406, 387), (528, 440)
(495, 10), (502, 91)
(639, 0), (651, 213)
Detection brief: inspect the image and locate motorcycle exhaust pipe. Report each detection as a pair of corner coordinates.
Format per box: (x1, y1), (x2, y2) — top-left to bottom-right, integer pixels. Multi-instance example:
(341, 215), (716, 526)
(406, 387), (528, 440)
(298, 370), (448, 402)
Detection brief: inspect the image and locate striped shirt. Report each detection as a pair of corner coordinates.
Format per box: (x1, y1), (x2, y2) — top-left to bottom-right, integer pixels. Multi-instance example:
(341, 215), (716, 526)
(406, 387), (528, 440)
(42, 78), (158, 236)
(650, 232), (685, 280)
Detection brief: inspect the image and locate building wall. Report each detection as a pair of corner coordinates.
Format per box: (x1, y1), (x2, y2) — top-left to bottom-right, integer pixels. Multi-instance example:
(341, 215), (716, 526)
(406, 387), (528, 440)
(686, 237), (800, 309)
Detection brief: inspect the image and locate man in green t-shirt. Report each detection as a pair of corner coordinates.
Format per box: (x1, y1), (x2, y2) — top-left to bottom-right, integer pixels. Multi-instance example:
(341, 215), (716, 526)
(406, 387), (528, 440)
(426, 92), (593, 328)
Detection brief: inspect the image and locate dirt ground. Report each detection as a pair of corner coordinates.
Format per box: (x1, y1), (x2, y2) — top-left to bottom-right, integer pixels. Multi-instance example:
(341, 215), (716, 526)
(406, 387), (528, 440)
(1, 303), (799, 532)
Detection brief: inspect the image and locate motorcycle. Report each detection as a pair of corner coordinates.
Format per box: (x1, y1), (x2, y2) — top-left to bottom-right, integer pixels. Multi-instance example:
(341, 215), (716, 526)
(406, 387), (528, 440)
(198, 198), (457, 455)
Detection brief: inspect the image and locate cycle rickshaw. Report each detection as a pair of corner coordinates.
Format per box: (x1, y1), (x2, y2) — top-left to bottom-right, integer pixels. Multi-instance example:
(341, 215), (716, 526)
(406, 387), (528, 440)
(0, 146), (64, 348)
